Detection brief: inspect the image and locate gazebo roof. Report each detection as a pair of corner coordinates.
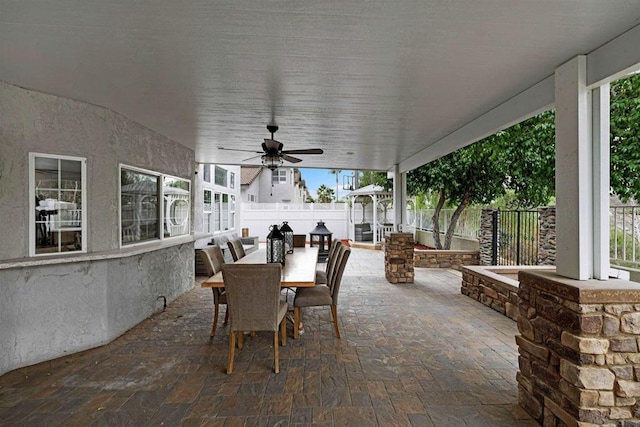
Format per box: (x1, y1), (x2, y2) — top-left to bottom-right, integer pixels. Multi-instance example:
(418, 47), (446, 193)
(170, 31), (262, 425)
(346, 184), (392, 197)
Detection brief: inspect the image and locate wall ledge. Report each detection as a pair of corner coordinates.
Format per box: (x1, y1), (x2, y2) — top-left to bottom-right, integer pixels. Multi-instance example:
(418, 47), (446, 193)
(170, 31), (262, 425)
(0, 232), (211, 270)
(520, 270), (640, 304)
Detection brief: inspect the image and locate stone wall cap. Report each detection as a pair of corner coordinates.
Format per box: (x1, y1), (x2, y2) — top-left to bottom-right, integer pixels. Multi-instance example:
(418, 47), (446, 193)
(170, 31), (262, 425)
(521, 270), (640, 304)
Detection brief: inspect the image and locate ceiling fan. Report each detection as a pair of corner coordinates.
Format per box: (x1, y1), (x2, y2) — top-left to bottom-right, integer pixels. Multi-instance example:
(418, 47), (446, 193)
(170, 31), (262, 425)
(218, 124), (324, 170)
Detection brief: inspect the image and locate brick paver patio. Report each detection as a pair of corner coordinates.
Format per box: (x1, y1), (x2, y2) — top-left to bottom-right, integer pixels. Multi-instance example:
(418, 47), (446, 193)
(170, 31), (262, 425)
(0, 248), (536, 426)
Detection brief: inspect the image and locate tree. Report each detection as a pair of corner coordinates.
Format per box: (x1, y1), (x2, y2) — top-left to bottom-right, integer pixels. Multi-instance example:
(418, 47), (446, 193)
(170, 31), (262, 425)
(358, 170), (392, 190)
(316, 184), (335, 203)
(328, 170), (342, 201)
(407, 111), (556, 249)
(610, 73), (640, 203)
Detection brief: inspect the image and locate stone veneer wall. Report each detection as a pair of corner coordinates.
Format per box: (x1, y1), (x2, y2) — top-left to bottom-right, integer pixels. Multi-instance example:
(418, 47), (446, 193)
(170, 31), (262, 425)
(537, 207), (557, 266)
(479, 209), (498, 265)
(415, 250), (479, 270)
(384, 233), (414, 284)
(460, 266), (520, 320)
(517, 270), (640, 425)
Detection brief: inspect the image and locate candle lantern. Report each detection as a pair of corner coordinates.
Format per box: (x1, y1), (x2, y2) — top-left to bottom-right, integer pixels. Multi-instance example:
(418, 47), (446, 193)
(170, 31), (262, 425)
(266, 224), (286, 265)
(280, 221), (294, 254)
(309, 220), (333, 262)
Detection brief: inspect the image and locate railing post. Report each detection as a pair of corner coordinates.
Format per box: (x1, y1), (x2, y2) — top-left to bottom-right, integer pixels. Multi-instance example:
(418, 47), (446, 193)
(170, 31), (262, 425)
(491, 210), (499, 265)
(516, 210), (521, 265)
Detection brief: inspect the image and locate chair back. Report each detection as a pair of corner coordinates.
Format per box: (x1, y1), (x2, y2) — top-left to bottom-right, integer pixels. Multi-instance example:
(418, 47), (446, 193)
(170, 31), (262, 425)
(221, 264), (283, 332)
(199, 245), (224, 276)
(227, 239), (246, 261)
(329, 246), (351, 304)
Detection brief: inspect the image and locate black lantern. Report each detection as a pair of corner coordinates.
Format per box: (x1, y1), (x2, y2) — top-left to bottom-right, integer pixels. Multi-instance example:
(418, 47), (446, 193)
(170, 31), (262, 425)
(266, 224), (286, 265)
(280, 221), (294, 254)
(309, 220), (333, 262)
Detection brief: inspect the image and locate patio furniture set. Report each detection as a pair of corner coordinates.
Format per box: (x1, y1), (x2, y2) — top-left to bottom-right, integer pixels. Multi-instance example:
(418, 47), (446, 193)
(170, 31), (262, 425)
(199, 238), (350, 374)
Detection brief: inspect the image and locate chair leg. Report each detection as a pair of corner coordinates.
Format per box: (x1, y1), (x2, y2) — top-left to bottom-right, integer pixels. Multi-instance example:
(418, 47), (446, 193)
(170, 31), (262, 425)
(280, 316), (286, 347)
(223, 307), (229, 324)
(273, 331), (280, 374)
(293, 307), (300, 340)
(227, 331), (236, 374)
(238, 332), (244, 349)
(210, 302), (220, 337)
(331, 305), (341, 339)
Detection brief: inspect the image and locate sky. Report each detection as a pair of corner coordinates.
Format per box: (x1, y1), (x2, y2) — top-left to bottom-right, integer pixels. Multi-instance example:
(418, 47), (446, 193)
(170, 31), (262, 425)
(299, 169), (355, 201)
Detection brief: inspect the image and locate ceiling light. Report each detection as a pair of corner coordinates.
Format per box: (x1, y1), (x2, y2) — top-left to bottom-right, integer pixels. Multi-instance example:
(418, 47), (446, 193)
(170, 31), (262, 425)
(262, 154), (283, 171)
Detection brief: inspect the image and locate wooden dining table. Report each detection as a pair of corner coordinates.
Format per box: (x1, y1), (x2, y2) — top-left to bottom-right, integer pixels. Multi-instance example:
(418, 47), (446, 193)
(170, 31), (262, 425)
(201, 246), (319, 289)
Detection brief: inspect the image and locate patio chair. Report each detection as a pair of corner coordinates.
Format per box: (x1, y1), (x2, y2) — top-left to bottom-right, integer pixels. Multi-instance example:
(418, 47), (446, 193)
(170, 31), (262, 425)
(294, 245), (351, 339)
(227, 239), (246, 262)
(221, 263), (287, 374)
(315, 239), (342, 285)
(199, 245), (229, 337)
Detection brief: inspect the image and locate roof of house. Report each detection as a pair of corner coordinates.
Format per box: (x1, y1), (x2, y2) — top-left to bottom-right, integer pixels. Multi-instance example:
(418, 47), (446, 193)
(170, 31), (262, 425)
(240, 166), (263, 186)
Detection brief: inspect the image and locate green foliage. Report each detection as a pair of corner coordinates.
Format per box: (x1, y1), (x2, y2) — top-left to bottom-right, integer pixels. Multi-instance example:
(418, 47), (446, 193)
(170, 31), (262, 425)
(316, 184), (335, 203)
(359, 171), (392, 190)
(611, 73), (640, 203)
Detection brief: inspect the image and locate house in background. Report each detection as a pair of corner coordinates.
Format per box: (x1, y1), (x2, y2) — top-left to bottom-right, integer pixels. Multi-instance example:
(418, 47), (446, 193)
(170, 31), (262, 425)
(241, 166), (310, 203)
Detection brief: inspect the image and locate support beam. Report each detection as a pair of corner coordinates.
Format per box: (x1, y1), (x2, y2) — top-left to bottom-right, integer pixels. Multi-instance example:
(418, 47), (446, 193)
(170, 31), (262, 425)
(392, 165), (406, 231)
(592, 84), (610, 280)
(555, 56), (593, 280)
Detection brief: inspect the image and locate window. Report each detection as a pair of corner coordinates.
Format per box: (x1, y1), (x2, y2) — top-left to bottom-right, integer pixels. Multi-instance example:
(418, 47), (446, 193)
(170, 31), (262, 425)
(203, 164), (211, 183)
(230, 172), (235, 189)
(30, 153), (86, 256)
(163, 176), (190, 238)
(214, 166), (227, 187)
(203, 189), (212, 232)
(272, 169), (287, 184)
(120, 166), (190, 245)
(230, 195), (236, 230)
(248, 194), (256, 202)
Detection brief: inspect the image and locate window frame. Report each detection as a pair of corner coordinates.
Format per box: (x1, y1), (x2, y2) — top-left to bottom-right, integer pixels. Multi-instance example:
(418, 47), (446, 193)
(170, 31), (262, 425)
(29, 153), (87, 257)
(119, 164), (191, 247)
(272, 169), (287, 184)
(214, 166), (228, 187)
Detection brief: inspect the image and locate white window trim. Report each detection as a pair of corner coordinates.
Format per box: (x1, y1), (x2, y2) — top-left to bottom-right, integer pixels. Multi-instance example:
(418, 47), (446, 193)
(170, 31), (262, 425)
(29, 152), (87, 257)
(119, 164), (191, 247)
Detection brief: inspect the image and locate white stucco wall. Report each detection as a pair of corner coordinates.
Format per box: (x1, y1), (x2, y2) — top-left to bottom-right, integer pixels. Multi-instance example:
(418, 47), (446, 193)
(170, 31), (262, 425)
(0, 81), (196, 375)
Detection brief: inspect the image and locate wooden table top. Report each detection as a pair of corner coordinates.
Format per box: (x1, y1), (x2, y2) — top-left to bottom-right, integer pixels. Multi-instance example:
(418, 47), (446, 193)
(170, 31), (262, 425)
(202, 246), (319, 288)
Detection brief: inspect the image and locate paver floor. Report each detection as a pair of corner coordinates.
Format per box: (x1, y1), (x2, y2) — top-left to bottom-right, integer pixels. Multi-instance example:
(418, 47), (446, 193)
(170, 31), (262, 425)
(0, 248), (536, 426)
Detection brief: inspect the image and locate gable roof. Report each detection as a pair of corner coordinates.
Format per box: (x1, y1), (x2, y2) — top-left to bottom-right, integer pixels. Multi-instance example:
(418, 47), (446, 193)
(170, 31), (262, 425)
(241, 166), (263, 186)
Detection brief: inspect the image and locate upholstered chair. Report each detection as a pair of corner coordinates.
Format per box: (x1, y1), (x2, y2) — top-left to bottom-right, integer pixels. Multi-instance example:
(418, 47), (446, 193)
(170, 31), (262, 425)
(294, 245), (351, 339)
(221, 263), (287, 374)
(315, 239), (342, 285)
(227, 239), (246, 262)
(199, 245), (229, 337)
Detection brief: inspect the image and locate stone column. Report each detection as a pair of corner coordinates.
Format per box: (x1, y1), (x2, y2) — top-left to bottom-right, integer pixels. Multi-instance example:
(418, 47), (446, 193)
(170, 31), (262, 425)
(384, 233), (414, 284)
(517, 270), (640, 425)
(537, 206), (556, 266)
(479, 209), (497, 266)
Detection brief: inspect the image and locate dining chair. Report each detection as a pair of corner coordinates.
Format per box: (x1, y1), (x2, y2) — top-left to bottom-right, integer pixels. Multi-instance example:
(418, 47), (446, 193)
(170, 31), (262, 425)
(221, 263), (288, 374)
(294, 245), (351, 339)
(315, 239), (342, 285)
(199, 245), (229, 337)
(227, 239), (246, 262)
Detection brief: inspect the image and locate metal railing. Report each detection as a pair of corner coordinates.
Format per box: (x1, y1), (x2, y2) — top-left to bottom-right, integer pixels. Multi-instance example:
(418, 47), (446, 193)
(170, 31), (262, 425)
(414, 208), (482, 239)
(611, 205), (640, 269)
(493, 210), (539, 265)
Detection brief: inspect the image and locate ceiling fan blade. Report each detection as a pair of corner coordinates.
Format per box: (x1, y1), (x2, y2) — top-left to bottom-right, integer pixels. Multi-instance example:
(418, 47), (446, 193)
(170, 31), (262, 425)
(218, 147), (262, 154)
(281, 148), (324, 155)
(282, 154), (303, 163)
(242, 154), (263, 161)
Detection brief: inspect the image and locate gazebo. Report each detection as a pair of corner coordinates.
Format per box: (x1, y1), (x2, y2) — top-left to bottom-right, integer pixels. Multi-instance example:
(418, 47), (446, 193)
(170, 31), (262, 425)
(347, 184), (394, 245)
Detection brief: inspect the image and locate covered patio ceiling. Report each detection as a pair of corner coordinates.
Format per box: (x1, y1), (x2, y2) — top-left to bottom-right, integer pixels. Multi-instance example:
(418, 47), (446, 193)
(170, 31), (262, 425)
(2, 1), (640, 172)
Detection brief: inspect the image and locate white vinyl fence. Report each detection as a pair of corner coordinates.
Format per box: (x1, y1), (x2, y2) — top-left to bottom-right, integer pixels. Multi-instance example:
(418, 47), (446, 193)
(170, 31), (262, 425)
(240, 203), (350, 242)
